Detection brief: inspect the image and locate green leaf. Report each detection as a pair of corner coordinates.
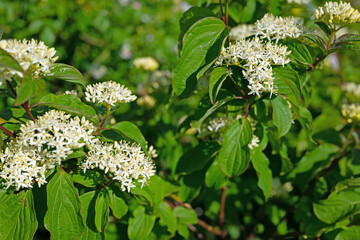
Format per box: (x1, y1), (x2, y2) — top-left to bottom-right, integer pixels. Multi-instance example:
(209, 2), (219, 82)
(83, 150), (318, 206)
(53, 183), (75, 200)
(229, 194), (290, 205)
(251, 150), (272, 200)
(335, 226), (360, 240)
(131, 185), (154, 206)
(71, 169), (104, 188)
(128, 206), (156, 240)
(313, 190), (360, 224)
(158, 202), (177, 235)
(46, 63), (85, 87)
(205, 159), (228, 190)
(173, 206), (198, 224)
(272, 95), (293, 137)
(110, 121), (148, 155)
(15, 71), (46, 105)
(286, 39), (313, 66)
(335, 178), (360, 193)
(315, 21), (332, 37)
(219, 119), (252, 177)
(94, 189), (110, 232)
(146, 175), (180, 207)
(0, 190), (37, 240)
(330, 41), (360, 53)
(0, 48), (23, 73)
(79, 191), (104, 240)
(241, 0), (256, 22)
(337, 34), (360, 43)
(177, 224), (190, 239)
(178, 7), (216, 51)
(39, 93), (98, 123)
(44, 169), (85, 240)
(191, 90), (235, 131)
(209, 67), (229, 104)
(273, 66), (301, 101)
(109, 189), (128, 220)
(173, 17), (226, 97)
(176, 141), (220, 175)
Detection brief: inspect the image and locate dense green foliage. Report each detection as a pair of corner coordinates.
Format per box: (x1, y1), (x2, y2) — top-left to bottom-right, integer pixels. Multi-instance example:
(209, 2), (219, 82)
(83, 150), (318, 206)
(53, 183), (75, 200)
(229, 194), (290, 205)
(0, 0), (360, 240)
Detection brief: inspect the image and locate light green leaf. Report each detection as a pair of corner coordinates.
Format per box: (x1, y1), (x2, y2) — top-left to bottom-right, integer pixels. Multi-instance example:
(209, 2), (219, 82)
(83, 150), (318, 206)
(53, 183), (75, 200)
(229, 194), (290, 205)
(44, 169), (85, 240)
(173, 17), (226, 97)
(173, 206), (198, 224)
(219, 119), (252, 177)
(79, 191), (103, 240)
(241, 0), (256, 22)
(15, 71), (45, 105)
(272, 95), (293, 137)
(159, 202), (177, 235)
(335, 226), (360, 240)
(251, 150), (272, 200)
(205, 159), (228, 190)
(39, 93), (98, 123)
(94, 190), (110, 232)
(286, 39), (313, 66)
(176, 141), (220, 175)
(273, 66), (301, 101)
(109, 189), (128, 220)
(128, 206), (156, 240)
(0, 190), (37, 240)
(0, 48), (23, 73)
(209, 67), (229, 104)
(46, 63), (85, 87)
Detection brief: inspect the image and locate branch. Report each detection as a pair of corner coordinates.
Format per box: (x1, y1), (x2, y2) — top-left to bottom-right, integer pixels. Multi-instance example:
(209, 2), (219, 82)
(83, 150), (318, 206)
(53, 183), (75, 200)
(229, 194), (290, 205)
(0, 124), (17, 138)
(219, 185), (227, 238)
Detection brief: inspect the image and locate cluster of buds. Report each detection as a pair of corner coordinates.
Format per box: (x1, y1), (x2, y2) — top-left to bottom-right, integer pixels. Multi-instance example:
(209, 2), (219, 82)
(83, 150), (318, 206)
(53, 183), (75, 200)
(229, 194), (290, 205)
(0, 39), (58, 84)
(133, 56), (159, 72)
(342, 103), (360, 123)
(316, 1), (360, 25)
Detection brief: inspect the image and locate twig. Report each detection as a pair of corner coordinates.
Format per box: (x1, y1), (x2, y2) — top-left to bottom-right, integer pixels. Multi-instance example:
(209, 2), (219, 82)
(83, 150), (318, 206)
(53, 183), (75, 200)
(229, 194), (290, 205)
(219, 185), (228, 238)
(0, 124), (17, 138)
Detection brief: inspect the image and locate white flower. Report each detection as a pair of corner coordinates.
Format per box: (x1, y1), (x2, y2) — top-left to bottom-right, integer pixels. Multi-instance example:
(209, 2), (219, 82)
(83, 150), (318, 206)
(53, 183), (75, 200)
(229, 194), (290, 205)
(133, 57), (159, 71)
(81, 141), (156, 192)
(342, 103), (360, 123)
(216, 38), (291, 97)
(316, 1), (360, 25)
(248, 135), (260, 149)
(0, 39), (58, 84)
(85, 81), (137, 106)
(253, 14), (304, 43)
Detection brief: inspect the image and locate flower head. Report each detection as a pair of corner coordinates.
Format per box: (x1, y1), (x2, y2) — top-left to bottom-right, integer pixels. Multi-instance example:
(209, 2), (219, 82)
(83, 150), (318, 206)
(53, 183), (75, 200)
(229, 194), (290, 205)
(230, 24), (253, 41)
(316, 1), (360, 25)
(81, 141), (156, 192)
(253, 13), (304, 43)
(133, 57), (159, 71)
(342, 103), (360, 122)
(85, 81), (137, 106)
(0, 39), (58, 84)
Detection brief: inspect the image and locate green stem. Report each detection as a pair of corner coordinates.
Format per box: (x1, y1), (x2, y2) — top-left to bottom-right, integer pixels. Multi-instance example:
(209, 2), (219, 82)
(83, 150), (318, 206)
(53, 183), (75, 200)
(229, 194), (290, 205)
(326, 30), (336, 50)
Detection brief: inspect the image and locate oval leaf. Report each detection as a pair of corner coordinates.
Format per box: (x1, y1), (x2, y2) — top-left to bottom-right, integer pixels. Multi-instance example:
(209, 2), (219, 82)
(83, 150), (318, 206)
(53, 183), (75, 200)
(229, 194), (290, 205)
(128, 206), (156, 240)
(94, 190), (110, 232)
(209, 67), (229, 104)
(251, 150), (272, 200)
(272, 95), (293, 137)
(15, 71), (46, 106)
(46, 63), (85, 87)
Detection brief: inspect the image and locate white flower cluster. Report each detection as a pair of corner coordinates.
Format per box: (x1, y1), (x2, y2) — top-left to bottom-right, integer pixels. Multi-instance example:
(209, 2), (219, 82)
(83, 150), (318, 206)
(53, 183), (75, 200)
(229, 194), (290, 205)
(0, 39), (58, 83)
(342, 82), (360, 98)
(85, 81), (137, 106)
(82, 141), (155, 192)
(342, 103), (360, 123)
(316, 1), (360, 25)
(207, 118), (231, 132)
(229, 24), (254, 41)
(133, 57), (159, 72)
(216, 37), (291, 97)
(0, 110), (96, 190)
(253, 13), (304, 43)
(248, 135), (260, 149)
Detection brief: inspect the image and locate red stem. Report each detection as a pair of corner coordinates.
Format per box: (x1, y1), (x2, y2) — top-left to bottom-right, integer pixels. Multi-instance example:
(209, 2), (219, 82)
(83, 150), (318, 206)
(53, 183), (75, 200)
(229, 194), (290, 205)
(0, 124), (17, 138)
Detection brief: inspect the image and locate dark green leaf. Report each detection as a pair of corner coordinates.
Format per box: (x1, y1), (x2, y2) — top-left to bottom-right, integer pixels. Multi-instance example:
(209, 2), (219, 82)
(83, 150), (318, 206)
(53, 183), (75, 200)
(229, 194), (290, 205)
(337, 34), (360, 43)
(79, 191), (103, 240)
(273, 66), (301, 101)
(46, 63), (85, 87)
(128, 206), (156, 240)
(286, 39), (313, 66)
(15, 71), (46, 105)
(44, 169), (85, 240)
(71, 169), (104, 188)
(209, 67), (229, 104)
(0, 190), (37, 240)
(219, 119), (252, 177)
(173, 206), (198, 224)
(176, 141), (220, 175)
(110, 121), (148, 155)
(178, 7), (216, 51)
(330, 41), (360, 53)
(158, 202), (177, 235)
(315, 21), (332, 37)
(173, 17), (226, 97)
(251, 150), (272, 200)
(94, 189), (110, 232)
(0, 48), (23, 73)
(39, 93), (98, 123)
(109, 189), (128, 220)
(272, 95), (293, 137)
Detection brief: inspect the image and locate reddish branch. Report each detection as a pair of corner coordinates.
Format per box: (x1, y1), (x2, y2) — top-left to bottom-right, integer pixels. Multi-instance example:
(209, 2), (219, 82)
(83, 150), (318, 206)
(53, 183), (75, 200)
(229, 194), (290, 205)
(0, 124), (17, 138)
(6, 80), (35, 121)
(219, 186), (228, 238)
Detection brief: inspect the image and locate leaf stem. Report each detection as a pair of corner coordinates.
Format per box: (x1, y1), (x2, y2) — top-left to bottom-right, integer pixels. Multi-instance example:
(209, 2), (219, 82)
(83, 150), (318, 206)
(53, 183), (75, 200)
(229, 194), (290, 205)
(0, 124), (17, 138)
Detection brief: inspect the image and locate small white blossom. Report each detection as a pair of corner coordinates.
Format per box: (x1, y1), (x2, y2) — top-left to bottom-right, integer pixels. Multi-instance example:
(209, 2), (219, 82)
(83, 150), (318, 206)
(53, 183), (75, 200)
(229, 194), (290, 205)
(253, 14), (304, 43)
(216, 38), (291, 97)
(316, 1), (360, 25)
(248, 135), (260, 149)
(81, 141), (156, 192)
(147, 145), (158, 158)
(85, 81), (137, 106)
(133, 57), (159, 72)
(207, 118), (231, 132)
(0, 39), (58, 84)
